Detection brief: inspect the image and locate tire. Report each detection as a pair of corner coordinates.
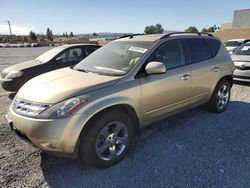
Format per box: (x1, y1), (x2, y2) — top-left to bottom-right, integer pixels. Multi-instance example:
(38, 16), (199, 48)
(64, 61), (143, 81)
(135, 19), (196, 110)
(207, 79), (231, 113)
(79, 110), (135, 168)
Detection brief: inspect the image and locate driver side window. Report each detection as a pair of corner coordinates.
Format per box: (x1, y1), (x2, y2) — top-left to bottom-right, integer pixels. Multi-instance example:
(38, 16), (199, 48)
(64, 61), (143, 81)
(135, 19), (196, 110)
(57, 47), (83, 63)
(149, 40), (184, 69)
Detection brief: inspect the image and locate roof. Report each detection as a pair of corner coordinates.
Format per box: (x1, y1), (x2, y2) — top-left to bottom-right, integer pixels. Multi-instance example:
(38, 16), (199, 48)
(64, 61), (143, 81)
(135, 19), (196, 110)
(227, 39), (250, 42)
(60, 43), (100, 48)
(117, 32), (215, 42)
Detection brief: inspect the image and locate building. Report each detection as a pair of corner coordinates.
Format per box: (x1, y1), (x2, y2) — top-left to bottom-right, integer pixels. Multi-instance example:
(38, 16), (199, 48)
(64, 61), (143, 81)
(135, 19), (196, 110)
(232, 9), (250, 28)
(215, 9), (250, 41)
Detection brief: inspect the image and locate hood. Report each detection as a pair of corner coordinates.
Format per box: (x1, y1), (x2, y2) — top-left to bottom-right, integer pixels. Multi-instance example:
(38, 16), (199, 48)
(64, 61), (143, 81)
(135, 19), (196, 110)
(17, 67), (120, 103)
(231, 55), (250, 62)
(2, 60), (42, 73)
(226, 46), (238, 51)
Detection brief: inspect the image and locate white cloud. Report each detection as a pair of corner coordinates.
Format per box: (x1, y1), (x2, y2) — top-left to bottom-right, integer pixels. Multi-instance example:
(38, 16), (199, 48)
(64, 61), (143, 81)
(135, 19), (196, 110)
(0, 24), (32, 35)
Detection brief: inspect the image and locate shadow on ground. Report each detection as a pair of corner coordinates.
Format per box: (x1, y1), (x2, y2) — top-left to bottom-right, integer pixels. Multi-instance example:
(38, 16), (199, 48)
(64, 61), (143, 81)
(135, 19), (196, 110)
(39, 101), (250, 187)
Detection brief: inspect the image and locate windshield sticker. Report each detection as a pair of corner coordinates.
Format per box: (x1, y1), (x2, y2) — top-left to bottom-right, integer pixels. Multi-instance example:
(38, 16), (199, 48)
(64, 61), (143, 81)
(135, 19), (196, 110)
(128, 46), (148, 53)
(242, 46), (250, 51)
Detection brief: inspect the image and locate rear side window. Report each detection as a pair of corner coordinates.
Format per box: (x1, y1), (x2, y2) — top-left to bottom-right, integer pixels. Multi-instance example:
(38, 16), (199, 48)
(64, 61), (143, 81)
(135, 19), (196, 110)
(183, 38), (213, 64)
(205, 39), (221, 56)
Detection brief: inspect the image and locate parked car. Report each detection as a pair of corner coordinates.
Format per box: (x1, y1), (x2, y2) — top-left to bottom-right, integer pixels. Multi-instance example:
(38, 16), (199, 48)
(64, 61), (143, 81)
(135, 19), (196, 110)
(224, 39), (250, 55)
(5, 32), (234, 168)
(17, 43), (24, 47)
(23, 43), (31, 47)
(231, 42), (250, 82)
(31, 43), (39, 47)
(0, 44), (101, 91)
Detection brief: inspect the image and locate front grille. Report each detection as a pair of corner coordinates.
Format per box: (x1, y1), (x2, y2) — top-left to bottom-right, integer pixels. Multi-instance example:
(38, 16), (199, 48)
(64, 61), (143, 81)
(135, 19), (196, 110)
(235, 66), (250, 70)
(13, 97), (51, 117)
(233, 75), (250, 80)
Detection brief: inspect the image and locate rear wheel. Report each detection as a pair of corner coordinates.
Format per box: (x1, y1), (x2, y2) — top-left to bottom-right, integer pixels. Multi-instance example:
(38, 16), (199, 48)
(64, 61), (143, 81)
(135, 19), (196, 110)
(79, 110), (134, 168)
(207, 79), (231, 113)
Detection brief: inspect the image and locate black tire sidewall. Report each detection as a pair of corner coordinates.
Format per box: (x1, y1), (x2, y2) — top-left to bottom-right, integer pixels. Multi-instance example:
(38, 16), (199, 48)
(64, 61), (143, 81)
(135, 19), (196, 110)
(80, 110), (134, 168)
(210, 79), (231, 113)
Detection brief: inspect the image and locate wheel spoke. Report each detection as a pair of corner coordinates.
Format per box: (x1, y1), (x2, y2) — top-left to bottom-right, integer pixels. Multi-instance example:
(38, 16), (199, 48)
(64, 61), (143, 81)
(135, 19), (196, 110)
(109, 147), (117, 159)
(114, 122), (124, 135)
(96, 143), (108, 156)
(116, 135), (128, 145)
(99, 126), (110, 138)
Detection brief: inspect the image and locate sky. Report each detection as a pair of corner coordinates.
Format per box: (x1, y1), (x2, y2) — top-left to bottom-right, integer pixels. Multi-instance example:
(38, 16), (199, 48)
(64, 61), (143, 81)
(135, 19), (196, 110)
(0, 0), (250, 35)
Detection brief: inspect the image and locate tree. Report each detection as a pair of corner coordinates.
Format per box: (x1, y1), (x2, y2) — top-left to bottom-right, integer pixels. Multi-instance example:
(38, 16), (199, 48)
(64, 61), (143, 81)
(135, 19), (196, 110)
(155, 24), (164, 34)
(65, 32), (68, 37)
(93, 32), (98, 36)
(185, 26), (199, 33)
(144, 23), (164, 34)
(70, 31), (74, 37)
(46, 28), (53, 41)
(201, 25), (220, 33)
(29, 31), (37, 41)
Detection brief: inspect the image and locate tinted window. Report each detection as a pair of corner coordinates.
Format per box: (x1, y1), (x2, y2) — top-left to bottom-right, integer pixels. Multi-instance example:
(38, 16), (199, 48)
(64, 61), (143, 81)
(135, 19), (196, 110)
(205, 39), (221, 56)
(184, 38), (212, 64)
(58, 47), (83, 63)
(84, 46), (100, 56)
(149, 40), (184, 69)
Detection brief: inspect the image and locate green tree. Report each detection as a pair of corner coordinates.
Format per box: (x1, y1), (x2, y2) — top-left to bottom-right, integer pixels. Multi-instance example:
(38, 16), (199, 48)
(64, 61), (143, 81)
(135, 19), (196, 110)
(144, 24), (164, 34)
(185, 26), (199, 33)
(46, 28), (53, 41)
(29, 31), (37, 41)
(70, 31), (74, 37)
(23, 36), (28, 42)
(155, 23), (164, 34)
(202, 28), (208, 32)
(93, 32), (98, 36)
(65, 32), (68, 37)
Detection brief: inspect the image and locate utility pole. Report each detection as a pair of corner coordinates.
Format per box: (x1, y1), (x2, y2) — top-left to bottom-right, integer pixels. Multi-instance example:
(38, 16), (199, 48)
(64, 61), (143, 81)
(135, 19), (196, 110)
(6, 20), (12, 42)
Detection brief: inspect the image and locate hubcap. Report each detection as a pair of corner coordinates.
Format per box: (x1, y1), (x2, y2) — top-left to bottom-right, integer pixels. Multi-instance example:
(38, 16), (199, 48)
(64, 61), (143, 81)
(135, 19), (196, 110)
(216, 85), (229, 110)
(95, 122), (128, 161)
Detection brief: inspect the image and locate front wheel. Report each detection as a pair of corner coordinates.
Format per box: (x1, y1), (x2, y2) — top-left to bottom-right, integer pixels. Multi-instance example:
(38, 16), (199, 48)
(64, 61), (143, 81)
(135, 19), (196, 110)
(79, 111), (135, 168)
(207, 79), (231, 113)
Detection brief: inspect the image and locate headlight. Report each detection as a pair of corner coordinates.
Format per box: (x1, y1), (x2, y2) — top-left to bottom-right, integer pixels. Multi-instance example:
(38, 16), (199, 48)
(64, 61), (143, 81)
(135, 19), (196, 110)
(36, 97), (87, 119)
(5, 70), (23, 79)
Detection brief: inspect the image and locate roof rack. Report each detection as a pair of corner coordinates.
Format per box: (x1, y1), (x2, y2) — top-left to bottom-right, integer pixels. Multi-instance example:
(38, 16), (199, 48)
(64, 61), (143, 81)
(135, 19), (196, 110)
(160, 32), (213, 39)
(119, 33), (145, 39)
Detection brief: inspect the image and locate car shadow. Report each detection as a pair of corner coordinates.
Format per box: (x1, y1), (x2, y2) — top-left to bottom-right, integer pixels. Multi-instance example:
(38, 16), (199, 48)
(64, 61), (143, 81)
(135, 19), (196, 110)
(40, 101), (250, 187)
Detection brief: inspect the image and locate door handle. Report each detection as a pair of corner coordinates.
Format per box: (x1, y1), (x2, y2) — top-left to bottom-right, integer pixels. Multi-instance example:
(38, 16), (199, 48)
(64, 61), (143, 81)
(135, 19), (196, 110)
(181, 74), (190, 80)
(214, 67), (219, 72)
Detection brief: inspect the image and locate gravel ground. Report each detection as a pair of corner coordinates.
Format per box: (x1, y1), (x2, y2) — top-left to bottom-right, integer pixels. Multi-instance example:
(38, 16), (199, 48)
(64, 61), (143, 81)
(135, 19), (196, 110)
(0, 48), (250, 188)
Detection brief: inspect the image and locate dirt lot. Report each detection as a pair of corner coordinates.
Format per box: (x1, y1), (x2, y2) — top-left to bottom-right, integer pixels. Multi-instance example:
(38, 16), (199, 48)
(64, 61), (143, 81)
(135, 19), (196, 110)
(0, 48), (250, 188)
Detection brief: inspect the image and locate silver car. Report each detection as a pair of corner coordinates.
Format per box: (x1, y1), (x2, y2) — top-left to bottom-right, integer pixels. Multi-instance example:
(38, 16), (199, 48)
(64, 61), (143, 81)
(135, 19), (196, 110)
(232, 42), (250, 82)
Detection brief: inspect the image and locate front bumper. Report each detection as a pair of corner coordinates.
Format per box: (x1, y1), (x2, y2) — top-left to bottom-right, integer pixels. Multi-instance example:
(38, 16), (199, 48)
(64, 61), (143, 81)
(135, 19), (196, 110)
(0, 77), (17, 91)
(233, 69), (250, 82)
(6, 107), (91, 156)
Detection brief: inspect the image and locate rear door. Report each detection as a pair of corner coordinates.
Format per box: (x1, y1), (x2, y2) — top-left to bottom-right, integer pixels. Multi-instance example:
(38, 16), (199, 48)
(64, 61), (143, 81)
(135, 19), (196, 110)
(139, 39), (192, 123)
(182, 38), (219, 104)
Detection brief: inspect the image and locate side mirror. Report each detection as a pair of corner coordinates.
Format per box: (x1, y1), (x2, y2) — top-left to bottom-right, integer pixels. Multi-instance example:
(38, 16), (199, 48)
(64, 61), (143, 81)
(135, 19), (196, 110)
(145, 61), (166, 75)
(56, 56), (63, 62)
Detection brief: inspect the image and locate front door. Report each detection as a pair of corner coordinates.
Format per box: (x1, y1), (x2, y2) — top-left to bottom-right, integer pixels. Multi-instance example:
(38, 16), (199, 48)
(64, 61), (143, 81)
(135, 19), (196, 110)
(139, 39), (192, 124)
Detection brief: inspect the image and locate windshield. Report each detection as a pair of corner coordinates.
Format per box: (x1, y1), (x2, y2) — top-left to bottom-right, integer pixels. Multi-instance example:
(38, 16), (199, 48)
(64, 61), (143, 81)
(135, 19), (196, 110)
(74, 41), (153, 76)
(224, 41), (242, 47)
(234, 44), (250, 55)
(36, 46), (65, 63)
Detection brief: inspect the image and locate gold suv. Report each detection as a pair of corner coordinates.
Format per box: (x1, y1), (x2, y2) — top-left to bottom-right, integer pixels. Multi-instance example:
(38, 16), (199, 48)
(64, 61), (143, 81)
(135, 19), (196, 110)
(6, 32), (234, 168)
